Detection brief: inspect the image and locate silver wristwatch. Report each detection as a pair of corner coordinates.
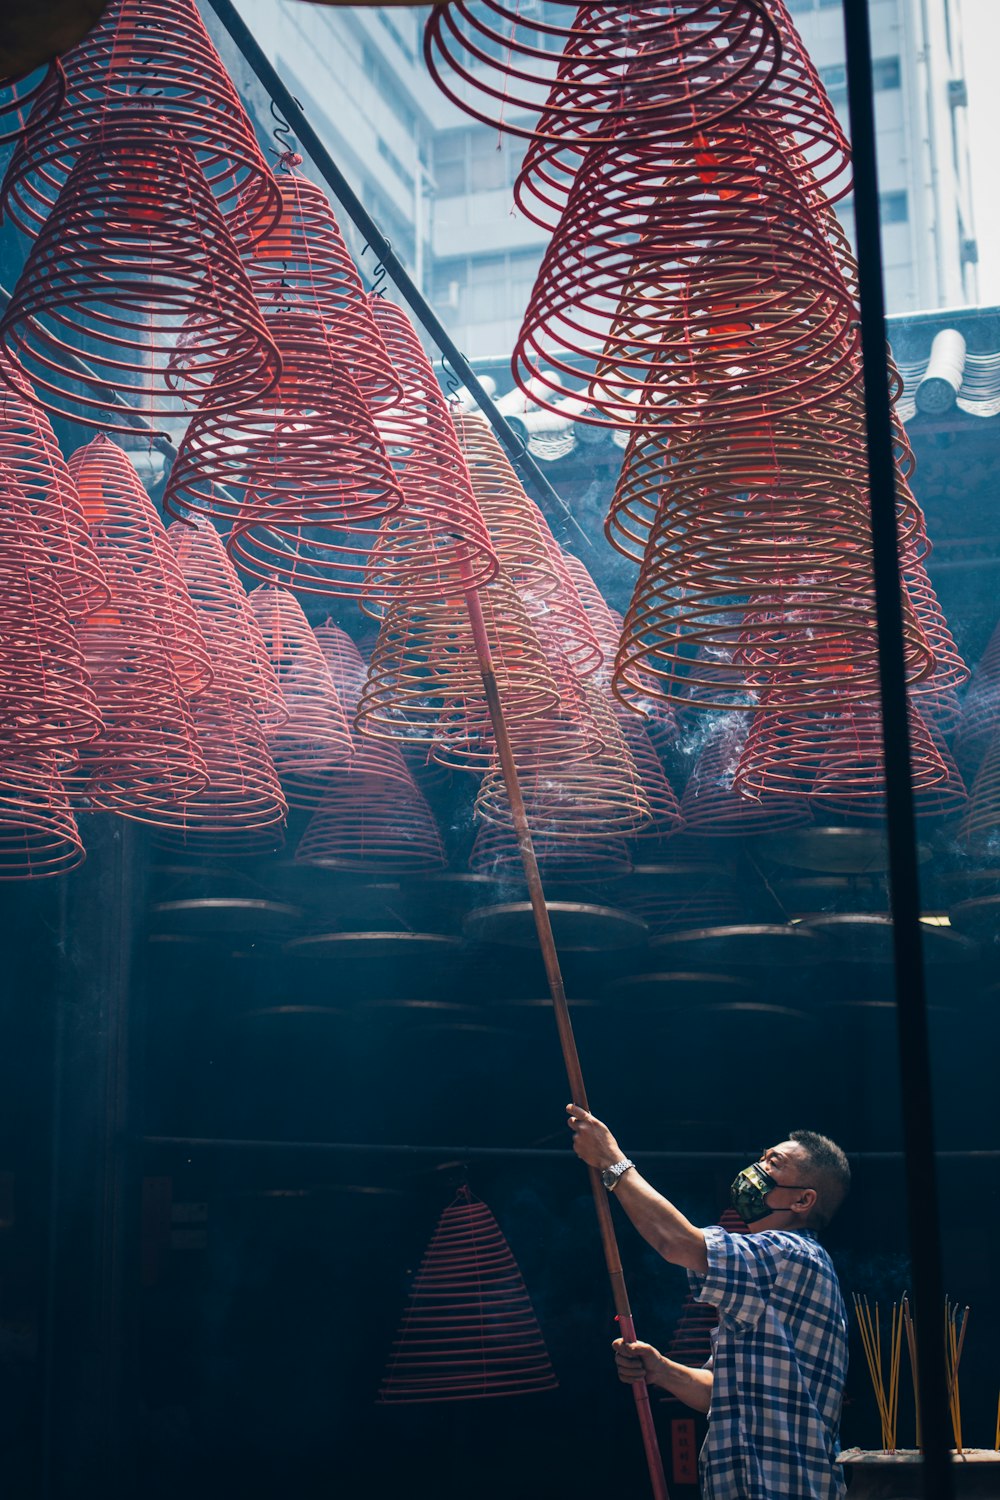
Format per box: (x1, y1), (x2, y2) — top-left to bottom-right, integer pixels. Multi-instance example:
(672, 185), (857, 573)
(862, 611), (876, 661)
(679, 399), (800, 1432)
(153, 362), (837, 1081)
(600, 1158), (635, 1192)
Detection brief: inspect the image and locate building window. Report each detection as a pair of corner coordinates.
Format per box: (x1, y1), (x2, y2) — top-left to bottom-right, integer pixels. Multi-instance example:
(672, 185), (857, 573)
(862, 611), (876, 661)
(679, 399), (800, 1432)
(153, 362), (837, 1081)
(432, 249), (543, 325)
(872, 56), (902, 91)
(786, 0), (815, 10)
(362, 43), (417, 134)
(820, 63), (847, 102)
(880, 191), (909, 224)
(432, 130), (525, 197)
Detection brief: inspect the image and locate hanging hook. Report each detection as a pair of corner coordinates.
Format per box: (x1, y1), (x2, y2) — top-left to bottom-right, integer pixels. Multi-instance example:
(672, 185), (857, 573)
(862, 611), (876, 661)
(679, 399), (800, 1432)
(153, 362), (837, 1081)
(439, 353), (462, 406)
(361, 240), (391, 298)
(268, 97), (303, 165)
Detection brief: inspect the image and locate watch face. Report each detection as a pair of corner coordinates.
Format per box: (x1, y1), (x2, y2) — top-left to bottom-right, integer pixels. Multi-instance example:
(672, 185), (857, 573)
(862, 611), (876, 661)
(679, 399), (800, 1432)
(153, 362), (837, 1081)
(601, 1167), (616, 1188)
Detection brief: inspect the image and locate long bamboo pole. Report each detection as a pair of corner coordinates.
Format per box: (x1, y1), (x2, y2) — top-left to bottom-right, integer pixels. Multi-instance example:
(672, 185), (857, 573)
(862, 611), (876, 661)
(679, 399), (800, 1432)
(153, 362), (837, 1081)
(462, 579), (670, 1500)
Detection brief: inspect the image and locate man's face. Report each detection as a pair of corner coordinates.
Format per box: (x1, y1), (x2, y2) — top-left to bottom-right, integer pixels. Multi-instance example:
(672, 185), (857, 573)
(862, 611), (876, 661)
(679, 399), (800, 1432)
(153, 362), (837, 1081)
(740, 1141), (815, 1228)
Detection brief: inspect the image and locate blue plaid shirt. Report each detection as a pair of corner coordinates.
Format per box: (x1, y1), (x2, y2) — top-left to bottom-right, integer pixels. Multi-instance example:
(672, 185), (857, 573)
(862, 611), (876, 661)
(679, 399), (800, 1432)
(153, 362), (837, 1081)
(687, 1225), (848, 1500)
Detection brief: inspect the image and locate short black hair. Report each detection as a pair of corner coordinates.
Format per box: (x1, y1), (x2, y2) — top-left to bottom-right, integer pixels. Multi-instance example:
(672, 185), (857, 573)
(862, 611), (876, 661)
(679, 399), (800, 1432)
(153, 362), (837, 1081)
(788, 1130), (851, 1229)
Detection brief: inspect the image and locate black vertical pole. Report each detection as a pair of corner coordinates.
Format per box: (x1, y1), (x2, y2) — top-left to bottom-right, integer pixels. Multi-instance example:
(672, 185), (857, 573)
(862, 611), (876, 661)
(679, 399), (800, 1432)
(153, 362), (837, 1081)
(841, 2), (953, 1494)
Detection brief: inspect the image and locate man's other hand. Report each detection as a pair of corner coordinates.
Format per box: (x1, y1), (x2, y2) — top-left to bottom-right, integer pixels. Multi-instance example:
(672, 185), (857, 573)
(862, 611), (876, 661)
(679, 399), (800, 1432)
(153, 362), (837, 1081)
(613, 1338), (664, 1387)
(566, 1103), (622, 1169)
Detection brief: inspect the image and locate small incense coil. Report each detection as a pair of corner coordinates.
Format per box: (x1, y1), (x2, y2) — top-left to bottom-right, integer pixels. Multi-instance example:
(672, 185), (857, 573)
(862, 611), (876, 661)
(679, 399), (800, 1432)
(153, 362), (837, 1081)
(618, 714), (685, 843)
(247, 585), (354, 809)
(0, 466), (102, 759)
(474, 679), (651, 837)
(525, 532), (604, 680)
(678, 722), (812, 837)
(1, 0), (280, 242)
(958, 727), (1000, 851)
(902, 533), (967, 734)
(0, 756), (86, 879)
(64, 554), (209, 821)
(164, 309), (404, 581)
(0, 350), (107, 620)
(68, 437), (212, 698)
(424, 2), (780, 148)
(617, 870), (744, 935)
(0, 115), (280, 432)
(356, 576), (560, 760)
(733, 697), (949, 810)
(312, 624), (368, 718)
(955, 617), (1000, 767)
(378, 1185), (557, 1404)
(513, 120), (857, 430)
(0, 59), (64, 146)
(168, 520), (286, 735)
(469, 819), (632, 879)
(451, 410), (562, 607)
(360, 299), (497, 611)
(295, 740), (446, 874)
(246, 163), (401, 410)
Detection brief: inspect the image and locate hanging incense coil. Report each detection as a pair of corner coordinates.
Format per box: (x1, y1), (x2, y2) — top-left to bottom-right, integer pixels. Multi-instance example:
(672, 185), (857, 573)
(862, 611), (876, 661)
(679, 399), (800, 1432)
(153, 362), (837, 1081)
(469, 819), (632, 879)
(356, 576), (560, 761)
(678, 721), (812, 837)
(0, 465), (102, 759)
(0, 60), (64, 146)
(450, 409), (562, 608)
(901, 528), (967, 733)
(733, 697), (949, 811)
(245, 162), (401, 410)
(513, 117), (857, 430)
(0, 350), (107, 619)
(0, 115), (280, 432)
(295, 739), (446, 874)
(424, 2), (780, 148)
(958, 726), (1000, 851)
(955, 617), (1000, 768)
(619, 714), (684, 844)
(64, 555), (209, 821)
(247, 585), (354, 808)
(168, 520), (286, 735)
(360, 298), (498, 610)
(1, 0), (281, 242)
(378, 1186), (558, 1403)
(68, 437), (212, 697)
(312, 624), (369, 719)
(0, 756), (86, 879)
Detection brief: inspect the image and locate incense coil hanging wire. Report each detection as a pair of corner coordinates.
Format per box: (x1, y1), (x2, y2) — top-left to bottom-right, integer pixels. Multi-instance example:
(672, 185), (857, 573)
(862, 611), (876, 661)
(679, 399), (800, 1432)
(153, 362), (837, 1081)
(246, 162), (402, 410)
(165, 310), (399, 527)
(513, 120), (858, 430)
(356, 576), (561, 761)
(168, 520), (287, 736)
(450, 410), (562, 607)
(68, 437), (212, 698)
(378, 1186), (558, 1404)
(0, 466), (102, 760)
(424, 2), (780, 148)
(733, 696), (949, 808)
(295, 740), (447, 874)
(0, 59), (65, 146)
(0, 350), (108, 619)
(677, 719), (812, 836)
(246, 585), (354, 809)
(0, 116), (280, 433)
(64, 554), (210, 822)
(1, 0), (281, 243)
(0, 756), (86, 879)
(360, 298), (498, 611)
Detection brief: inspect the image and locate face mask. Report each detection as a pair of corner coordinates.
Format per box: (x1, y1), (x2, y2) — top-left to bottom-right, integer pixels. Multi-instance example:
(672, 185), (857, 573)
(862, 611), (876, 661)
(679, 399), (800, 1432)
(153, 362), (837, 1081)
(730, 1161), (809, 1224)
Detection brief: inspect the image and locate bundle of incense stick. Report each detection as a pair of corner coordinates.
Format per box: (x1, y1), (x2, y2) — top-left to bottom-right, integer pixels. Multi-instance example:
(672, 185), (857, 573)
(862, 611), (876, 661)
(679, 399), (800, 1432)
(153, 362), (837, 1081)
(853, 1293), (905, 1452)
(944, 1298), (970, 1454)
(903, 1295), (920, 1449)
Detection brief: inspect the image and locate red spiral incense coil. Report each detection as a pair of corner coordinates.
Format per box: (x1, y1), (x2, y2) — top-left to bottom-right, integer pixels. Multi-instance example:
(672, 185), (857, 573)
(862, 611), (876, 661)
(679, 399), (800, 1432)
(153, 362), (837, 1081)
(68, 437), (212, 698)
(246, 585), (354, 809)
(64, 555), (209, 822)
(0, 351), (107, 620)
(678, 721), (812, 837)
(1, 0), (280, 242)
(168, 520), (286, 736)
(0, 756), (86, 879)
(450, 410), (562, 608)
(0, 466), (102, 760)
(513, 118), (857, 430)
(164, 307), (403, 572)
(356, 577), (560, 764)
(958, 726), (1000, 851)
(469, 819), (633, 879)
(619, 715), (684, 844)
(295, 738), (446, 875)
(424, 2), (780, 148)
(312, 624), (369, 718)
(360, 298), (498, 611)
(0, 116), (280, 433)
(378, 1186), (558, 1404)
(0, 60), (65, 147)
(246, 163), (401, 410)
(733, 697), (949, 813)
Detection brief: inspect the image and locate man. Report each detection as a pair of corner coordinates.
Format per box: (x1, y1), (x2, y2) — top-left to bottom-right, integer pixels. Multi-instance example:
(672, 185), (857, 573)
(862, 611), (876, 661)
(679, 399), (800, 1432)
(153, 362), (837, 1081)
(566, 1105), (850, 1500)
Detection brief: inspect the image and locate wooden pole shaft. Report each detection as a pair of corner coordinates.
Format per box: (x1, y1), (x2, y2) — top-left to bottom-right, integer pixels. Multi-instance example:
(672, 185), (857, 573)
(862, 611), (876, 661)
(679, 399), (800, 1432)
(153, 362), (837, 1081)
(463, 581), (670, 1500)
